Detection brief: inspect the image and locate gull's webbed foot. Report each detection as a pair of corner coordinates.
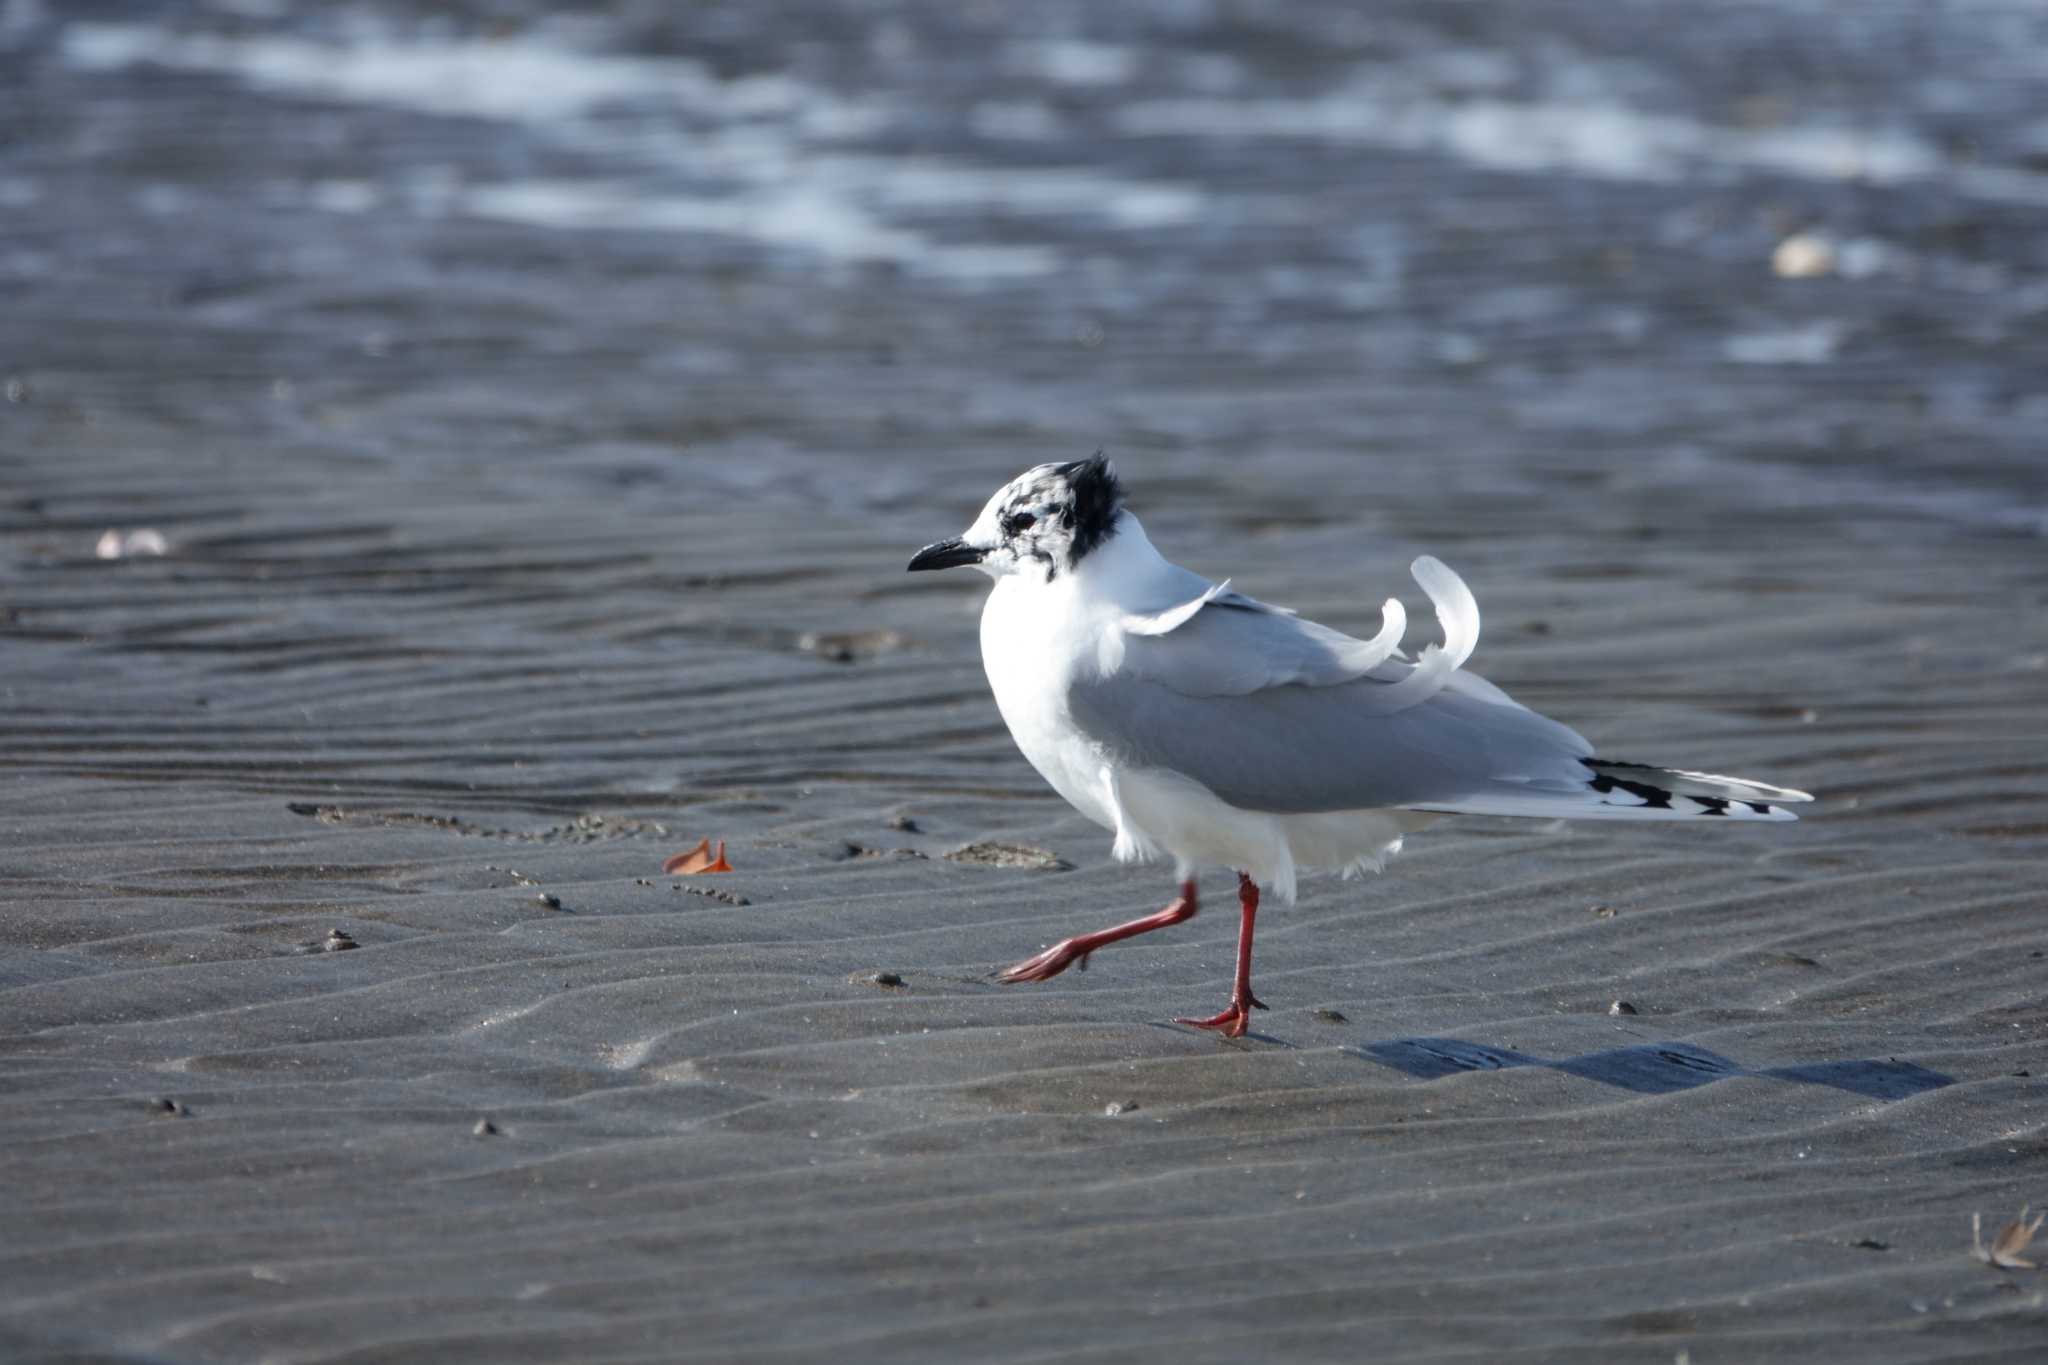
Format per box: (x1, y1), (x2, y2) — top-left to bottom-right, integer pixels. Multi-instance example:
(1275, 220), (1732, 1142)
(997, 939), (1089, 983)
(1173, 998), (1260, 1038)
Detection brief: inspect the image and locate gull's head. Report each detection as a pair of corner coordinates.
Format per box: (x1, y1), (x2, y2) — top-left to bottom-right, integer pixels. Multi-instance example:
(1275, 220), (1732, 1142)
(907, 454), (1125, 582)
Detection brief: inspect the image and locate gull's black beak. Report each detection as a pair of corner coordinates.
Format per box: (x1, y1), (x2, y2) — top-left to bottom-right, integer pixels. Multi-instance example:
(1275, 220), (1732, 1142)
(906, 537), (985, 572)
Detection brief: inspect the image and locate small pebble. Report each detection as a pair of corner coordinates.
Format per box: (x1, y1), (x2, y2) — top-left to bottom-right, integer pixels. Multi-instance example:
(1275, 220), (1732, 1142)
(474, 1119), (499, 1137)
(1590, 905), (1617, 919)
(1103, 1101), (1138, 1117)
(148, 1097), (187, 1117)
(323, 928), (358, 952)
(1312, 1008), (1349, 1024)
(535, 893), (561, 910)
(1609, 1000), (1639, 1016)
(95, 527), (169, 559)
(868, 971), (906, 989)
(886, 814), (920, 833)
(1772, 231), (1836, 279)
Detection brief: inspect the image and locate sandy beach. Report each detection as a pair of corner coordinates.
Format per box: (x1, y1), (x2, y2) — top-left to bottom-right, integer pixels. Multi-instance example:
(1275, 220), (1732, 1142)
(3, 3), (2046, 1361)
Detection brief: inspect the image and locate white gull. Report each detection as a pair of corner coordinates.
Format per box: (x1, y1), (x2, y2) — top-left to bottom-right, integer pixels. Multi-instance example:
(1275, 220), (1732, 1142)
(908, 457), (1811, 1036)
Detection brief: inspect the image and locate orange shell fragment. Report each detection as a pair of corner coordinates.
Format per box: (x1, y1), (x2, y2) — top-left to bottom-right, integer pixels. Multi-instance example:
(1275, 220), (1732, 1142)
(663, 838), (733, 875)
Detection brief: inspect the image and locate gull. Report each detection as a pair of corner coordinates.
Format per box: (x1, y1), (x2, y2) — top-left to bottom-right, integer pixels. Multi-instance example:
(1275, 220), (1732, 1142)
(907, 457), (1812, 1037)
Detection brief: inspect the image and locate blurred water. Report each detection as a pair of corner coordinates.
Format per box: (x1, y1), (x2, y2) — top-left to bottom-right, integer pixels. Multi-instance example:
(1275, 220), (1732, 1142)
(4, 0), (2046, 538)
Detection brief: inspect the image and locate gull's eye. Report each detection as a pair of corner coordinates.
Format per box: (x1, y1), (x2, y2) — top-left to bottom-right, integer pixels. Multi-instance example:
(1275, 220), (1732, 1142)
(1007, 512), (1036, 533)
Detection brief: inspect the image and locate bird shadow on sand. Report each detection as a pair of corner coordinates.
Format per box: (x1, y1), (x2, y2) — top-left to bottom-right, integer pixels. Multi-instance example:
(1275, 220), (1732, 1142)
(1356, 1037), (1952, 1101)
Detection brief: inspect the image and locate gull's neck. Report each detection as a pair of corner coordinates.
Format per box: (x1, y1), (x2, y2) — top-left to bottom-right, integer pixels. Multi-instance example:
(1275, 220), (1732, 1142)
(982, 513), (1204, 681)
(1059, 512), (1194, 609)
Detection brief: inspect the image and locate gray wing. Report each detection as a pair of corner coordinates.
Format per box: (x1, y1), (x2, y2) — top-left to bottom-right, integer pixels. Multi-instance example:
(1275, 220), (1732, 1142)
(1070, 651), (1594, 814)
(1070, 580), (1597, 814)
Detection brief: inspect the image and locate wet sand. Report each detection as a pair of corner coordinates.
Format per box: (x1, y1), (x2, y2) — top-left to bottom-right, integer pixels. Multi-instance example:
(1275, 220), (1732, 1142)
(4, 3), (2047, 1361)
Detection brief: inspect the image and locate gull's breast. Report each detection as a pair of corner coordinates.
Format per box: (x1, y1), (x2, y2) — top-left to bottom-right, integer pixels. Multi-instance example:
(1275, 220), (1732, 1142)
(979, 581), (1115, 830)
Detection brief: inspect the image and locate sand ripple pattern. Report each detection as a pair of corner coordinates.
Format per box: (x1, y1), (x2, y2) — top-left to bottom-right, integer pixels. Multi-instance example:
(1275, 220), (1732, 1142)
(4, 2), (2048, 1361)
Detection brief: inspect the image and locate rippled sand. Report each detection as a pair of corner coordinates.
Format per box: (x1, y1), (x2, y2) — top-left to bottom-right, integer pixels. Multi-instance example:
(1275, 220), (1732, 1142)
(3, 3), (2046, 1361)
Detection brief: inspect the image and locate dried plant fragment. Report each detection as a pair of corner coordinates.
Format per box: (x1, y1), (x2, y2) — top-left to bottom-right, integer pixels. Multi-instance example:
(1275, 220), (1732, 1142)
(663, 838), (733, 875)
(1972, 1207), (2044, 1269)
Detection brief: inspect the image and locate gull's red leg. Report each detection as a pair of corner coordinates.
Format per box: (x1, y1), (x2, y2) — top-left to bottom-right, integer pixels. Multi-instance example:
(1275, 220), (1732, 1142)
(998, 880), (1197, 983)
(1175, 873), (1266, 1037)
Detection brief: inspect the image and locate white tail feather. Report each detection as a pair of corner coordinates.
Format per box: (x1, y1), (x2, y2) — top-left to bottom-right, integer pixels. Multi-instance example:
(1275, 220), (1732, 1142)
(1371, 555), (1481, 712)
